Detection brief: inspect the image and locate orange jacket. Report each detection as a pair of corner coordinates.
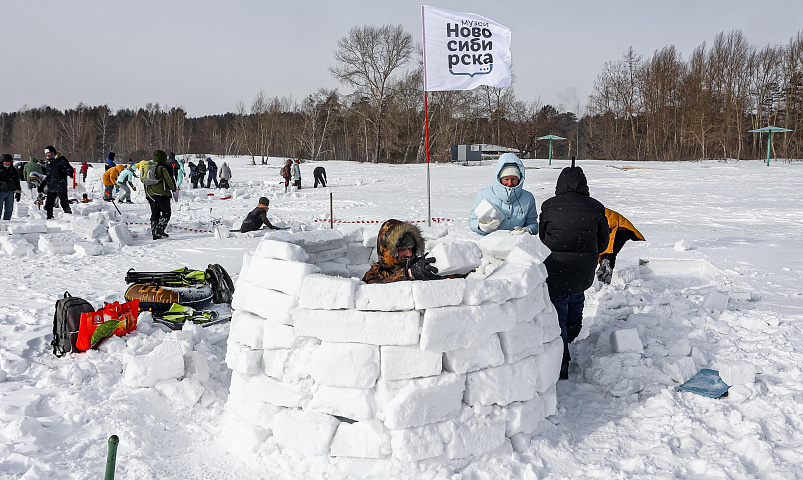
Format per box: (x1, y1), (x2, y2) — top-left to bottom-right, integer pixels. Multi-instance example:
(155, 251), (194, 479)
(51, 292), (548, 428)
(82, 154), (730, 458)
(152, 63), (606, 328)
(102, 164), (126, 186)
(602, 208), (645, 255)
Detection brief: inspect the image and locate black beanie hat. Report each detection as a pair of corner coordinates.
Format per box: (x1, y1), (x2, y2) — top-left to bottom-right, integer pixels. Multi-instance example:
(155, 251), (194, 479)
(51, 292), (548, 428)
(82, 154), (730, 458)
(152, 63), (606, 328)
(168, 152), (175, 160)
(108, 151), (116, 160)
(1, 154), (12, 163)
(153, 150), (167, 163)
(45, 146), (57, 155)
(258, 197), (270, 206)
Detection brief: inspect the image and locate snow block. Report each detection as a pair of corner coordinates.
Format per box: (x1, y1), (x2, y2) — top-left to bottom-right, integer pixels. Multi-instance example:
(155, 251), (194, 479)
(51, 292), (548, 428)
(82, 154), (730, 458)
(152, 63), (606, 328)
(474, 198), (505, 224)
(225, 417), (269, 454)
(309, 342), (380, 388)
(314, 260), (352, 277)
(229, 372), (311, 408)
(610, 328), (644, 354)
(497, 320), (545, 363)
(227, 347), (263, 375)
(266, 228), (345, 253)
(254, 238), (309, 262)
(262, 319), (298, 349)
(7, 221), (47, 234)
(729, 290), (752, 302)
(345, 243), (373, 266)
(74, 241), (104, 256)
(420, 302), (514, 352)
(462, 277), (516, 306)
(484, 261), (548, 299)
(38, 232), (77, 254)
(702, 291), (730, 313)
(507, 290), (547, 324)
(389, 422), (444, 461)
(376, 373), (466, 429)
(442, 335), (505, 374)
(380, 345), (443, 381)
(231, 280), (297, 325)
(308, 386), (377, 422)
(505, 234), (552, 266)
(293, 309), (420, 346)
(228, 311), (266, 349)
(0, 236), (34, 256)
(244, 256), (320, 297)
(262, 345), (315, 383)
(124, 341), (185, 388)
(412, 278), (466, 310)
(154, 377), (205, 408)
(659, 355), (697, 384)
(464, 355), (539, 406)
(308, 245), (349, 263)
(330, 421), (389, 459)
(273, 409), (340, 456)
(108, 223), (133, 246)
(443, 409), (506, 459)
(227, 396), (281, 431)
(298, 274), (357, 310)
(718, 361), (756, 386)
(477, 230), (526, 259)
(355, 282), (415, 311)
(336, 225), (366, 243)
(71, 217), (106, 241)
(184, 351), (210, 382)
(505, 394), (545, 436)
(429, 241), (482, 276)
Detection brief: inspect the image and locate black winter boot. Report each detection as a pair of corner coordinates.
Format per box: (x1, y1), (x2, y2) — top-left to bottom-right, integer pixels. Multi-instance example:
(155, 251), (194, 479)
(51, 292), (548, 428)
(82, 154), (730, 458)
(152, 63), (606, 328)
(156, 217), (170, 238)
(559, 353), (571, 380)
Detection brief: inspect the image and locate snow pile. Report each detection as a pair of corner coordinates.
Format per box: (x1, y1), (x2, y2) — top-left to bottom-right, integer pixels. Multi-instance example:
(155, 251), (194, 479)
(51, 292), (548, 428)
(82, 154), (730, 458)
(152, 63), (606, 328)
(224, 228), (561, 463)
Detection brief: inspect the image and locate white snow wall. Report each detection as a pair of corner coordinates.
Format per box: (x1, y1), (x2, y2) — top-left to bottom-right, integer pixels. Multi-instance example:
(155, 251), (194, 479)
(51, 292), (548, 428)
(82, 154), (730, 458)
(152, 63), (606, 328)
(224, 227), (562, 462)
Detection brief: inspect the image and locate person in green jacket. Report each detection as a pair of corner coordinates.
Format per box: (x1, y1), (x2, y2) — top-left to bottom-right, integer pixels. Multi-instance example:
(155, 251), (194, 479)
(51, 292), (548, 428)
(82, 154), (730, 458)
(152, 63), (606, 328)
(23, 156), (43, 199)
(145, 150), (177, 240)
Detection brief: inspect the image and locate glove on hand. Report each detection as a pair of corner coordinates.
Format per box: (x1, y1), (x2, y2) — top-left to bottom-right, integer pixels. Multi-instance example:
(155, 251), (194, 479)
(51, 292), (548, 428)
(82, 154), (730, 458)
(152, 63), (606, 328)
(478, 217), (502, 233)
(15, 191), (21, 202)
(37, 184), (45, 193)
(407, 256), (440, 280)
(511, 226), (528, 235)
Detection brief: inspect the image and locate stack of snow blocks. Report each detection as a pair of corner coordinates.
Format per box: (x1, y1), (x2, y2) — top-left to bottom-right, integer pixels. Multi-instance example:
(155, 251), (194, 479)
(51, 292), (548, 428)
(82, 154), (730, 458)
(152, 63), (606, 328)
(225, 227), (562, 464)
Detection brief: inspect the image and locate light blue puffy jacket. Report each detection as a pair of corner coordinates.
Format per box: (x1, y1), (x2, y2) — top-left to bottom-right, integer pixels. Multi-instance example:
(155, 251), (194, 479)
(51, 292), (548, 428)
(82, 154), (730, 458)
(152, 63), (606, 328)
(469, 153), (539, 235)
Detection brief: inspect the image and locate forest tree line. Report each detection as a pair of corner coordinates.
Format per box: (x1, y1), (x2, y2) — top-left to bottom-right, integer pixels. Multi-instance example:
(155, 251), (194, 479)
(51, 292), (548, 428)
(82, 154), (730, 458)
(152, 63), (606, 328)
(1, 28), (801, 164)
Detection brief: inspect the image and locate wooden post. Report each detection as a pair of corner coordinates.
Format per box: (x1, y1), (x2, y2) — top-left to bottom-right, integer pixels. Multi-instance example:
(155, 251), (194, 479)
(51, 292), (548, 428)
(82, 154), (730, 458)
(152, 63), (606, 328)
(329, 193), (333, 229)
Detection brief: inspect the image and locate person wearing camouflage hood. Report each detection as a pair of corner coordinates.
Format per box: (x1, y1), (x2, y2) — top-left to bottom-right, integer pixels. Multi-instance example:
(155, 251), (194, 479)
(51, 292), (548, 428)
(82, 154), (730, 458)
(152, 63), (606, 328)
(145, 150), (176, 240)
(362, 219), (441, 284)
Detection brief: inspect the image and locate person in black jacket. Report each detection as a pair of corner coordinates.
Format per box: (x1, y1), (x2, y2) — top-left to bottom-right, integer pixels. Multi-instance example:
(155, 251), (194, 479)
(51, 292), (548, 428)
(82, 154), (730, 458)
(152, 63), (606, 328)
(0, 154), (23, 220)
(539, 157), (609, 379)
(196, 159), (207, 188)
(239, 197), (280, 233)
(313, 166), (327, 188)
(38, 146), (74, 219)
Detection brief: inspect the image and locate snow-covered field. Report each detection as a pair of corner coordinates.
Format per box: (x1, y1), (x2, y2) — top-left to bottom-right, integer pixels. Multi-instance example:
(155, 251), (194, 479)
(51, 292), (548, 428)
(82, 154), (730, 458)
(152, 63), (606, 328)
(1, 156), (802, 479)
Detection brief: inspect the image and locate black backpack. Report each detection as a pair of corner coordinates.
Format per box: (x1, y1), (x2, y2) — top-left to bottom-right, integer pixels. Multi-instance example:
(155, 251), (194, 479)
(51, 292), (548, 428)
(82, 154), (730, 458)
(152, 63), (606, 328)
(206, 264), (235, 304)
(51, 292), (95, 357)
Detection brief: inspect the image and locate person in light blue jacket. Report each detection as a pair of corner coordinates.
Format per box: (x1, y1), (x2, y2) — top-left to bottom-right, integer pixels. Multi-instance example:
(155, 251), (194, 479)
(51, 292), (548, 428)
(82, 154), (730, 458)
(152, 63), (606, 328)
(115, 165), (137, 203)
(469, 153), (538, 235)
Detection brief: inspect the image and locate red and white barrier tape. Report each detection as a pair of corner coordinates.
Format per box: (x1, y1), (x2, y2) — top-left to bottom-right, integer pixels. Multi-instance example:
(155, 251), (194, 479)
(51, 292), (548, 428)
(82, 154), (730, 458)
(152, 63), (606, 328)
(313, 218), (452, 224)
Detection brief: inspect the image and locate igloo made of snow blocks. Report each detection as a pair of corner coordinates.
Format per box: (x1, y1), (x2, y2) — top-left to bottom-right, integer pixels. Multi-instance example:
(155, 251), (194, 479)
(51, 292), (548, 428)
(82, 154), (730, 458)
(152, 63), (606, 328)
(224, 226), (562, 463)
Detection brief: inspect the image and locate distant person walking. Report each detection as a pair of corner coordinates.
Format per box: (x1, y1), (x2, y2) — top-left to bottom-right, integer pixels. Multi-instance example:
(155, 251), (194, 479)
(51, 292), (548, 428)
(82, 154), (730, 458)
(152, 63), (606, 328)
(206, 157), (219, 188)
(291, 159), (301, 190)
(38, 146), (74, 219)
(79, 160), (92, 183)
(0, 154), (22, 220)
(196, 159), (207, 188)
(219, 162), (231, 189)
(281, 159), (292, 193)
(313, 166), (327, 188)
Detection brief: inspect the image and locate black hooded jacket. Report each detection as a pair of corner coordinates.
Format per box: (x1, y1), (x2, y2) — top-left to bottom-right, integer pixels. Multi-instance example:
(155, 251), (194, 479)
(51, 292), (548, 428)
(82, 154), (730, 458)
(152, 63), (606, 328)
(539, 166), (609, 295)
(42, 155), (75, 193)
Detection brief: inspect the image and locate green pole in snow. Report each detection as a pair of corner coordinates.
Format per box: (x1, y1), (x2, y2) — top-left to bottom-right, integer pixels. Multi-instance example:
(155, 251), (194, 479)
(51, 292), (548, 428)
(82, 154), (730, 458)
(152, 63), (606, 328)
(105, 435), (119, 480)
(766, 131), (772, 166)
(538, 135), (567, 166)
(748, 126), (792, 166)
(549, 140), (553, 165)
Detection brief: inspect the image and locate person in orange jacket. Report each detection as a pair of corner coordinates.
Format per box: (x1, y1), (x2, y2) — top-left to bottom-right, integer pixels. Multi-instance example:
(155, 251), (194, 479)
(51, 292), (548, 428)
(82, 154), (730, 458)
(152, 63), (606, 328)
(597, 208), (645, 284)
(102, 164), (126, 201)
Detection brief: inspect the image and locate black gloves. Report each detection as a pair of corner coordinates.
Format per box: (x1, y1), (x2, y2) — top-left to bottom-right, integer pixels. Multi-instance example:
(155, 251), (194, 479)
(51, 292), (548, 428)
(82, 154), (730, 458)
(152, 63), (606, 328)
(37, 184), (45, 193)
(15, 192), (21, 202)
(407, 255), (440, 280)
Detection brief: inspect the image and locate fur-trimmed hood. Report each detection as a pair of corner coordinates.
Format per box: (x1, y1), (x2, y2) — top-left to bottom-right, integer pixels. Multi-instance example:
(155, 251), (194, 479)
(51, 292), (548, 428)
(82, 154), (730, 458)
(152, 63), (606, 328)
(375, 219), (425, 267)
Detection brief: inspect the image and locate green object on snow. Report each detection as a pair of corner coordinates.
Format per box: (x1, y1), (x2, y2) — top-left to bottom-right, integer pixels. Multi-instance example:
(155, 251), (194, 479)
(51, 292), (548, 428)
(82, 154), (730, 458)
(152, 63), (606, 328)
(748, 126), (793, 166)
(91, 320), (121, 348)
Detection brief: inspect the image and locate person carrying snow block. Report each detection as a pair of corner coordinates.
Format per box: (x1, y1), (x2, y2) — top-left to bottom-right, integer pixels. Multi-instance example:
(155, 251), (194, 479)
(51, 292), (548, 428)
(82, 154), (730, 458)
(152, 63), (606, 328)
(469, 153), (539, 236)
(102, 164), (125, 201)
(362, 219), (442, 284)
(239, 196), (281, 233)
(539, 157), (609, 379)
(596, 208), (645, 284)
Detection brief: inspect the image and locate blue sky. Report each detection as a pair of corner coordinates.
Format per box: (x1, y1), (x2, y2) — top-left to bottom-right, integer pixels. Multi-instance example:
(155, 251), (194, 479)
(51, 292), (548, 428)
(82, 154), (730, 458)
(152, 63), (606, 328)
(3, 0), (801, 116)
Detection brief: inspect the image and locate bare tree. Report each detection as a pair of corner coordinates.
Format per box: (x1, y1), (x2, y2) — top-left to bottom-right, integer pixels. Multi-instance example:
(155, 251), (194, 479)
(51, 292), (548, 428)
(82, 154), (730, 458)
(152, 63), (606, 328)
(330, 24), (414, 163)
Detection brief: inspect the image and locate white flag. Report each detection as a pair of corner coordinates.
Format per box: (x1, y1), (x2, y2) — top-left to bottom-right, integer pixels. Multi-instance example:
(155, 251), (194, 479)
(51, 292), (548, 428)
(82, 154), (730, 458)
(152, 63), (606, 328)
(421, 5), (512, 91)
